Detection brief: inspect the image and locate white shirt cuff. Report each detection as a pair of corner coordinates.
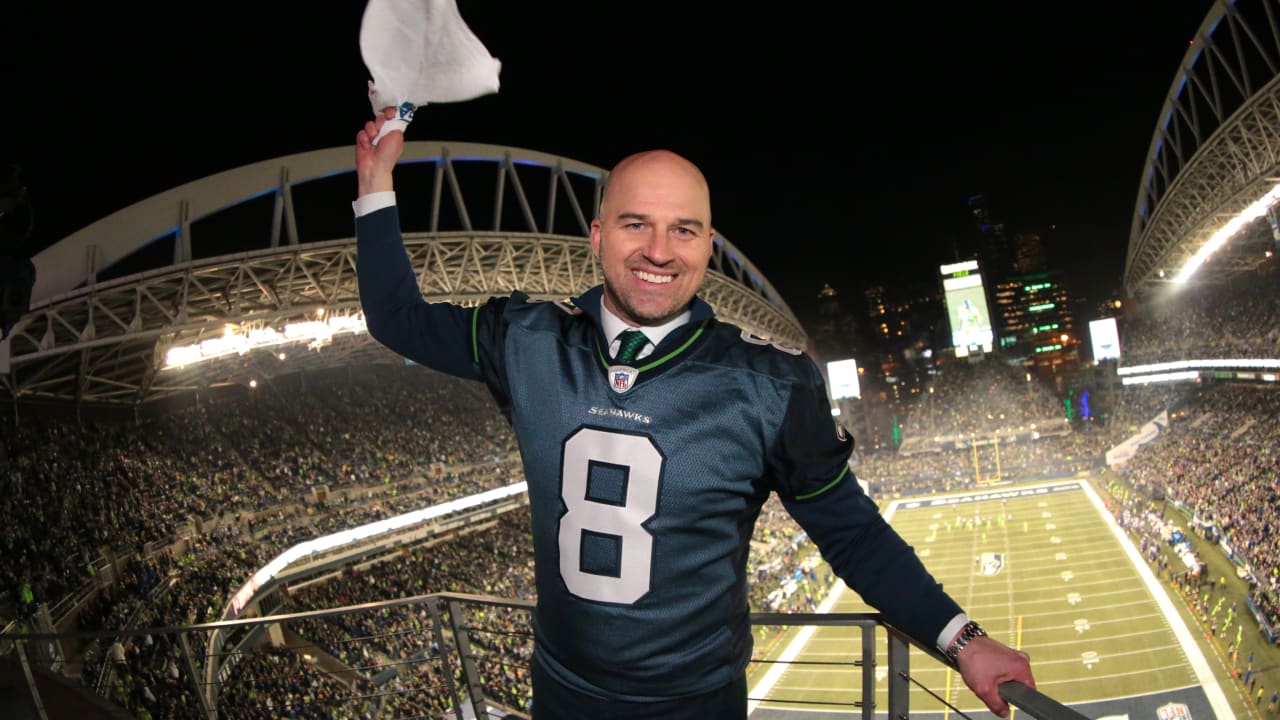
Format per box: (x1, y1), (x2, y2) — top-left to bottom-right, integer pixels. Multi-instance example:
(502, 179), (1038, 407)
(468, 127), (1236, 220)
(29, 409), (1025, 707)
(937, 613), (969, 653)
(352, 191), (397, 217)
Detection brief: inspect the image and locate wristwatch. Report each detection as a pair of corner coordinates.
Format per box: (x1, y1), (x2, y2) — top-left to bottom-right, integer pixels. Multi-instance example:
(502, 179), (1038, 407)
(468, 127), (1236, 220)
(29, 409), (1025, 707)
(944, 620), (986, 663)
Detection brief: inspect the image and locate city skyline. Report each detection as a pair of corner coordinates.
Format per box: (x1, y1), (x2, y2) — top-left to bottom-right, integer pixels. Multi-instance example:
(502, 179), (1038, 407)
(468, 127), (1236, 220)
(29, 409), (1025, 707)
(2, 2), (1213, 328)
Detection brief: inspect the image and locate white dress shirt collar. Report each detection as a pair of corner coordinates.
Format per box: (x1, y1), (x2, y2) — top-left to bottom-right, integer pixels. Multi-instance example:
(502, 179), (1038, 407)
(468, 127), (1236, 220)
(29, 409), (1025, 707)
(600, 299), (691, 361)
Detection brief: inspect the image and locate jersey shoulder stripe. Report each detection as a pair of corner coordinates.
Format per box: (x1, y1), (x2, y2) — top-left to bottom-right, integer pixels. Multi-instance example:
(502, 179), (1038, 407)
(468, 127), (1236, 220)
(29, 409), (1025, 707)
(502, 292), (587, 332)
(694, 321), (820, 387)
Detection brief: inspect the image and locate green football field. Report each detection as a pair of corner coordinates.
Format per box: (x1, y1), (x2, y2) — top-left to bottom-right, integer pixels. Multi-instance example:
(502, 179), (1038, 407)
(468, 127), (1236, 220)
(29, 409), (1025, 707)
(745, 478), (1235, 719)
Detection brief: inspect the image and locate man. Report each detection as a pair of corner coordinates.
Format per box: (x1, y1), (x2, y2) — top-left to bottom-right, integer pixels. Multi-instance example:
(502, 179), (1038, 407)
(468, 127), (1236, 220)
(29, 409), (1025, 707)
(353, 108), (1034, 718)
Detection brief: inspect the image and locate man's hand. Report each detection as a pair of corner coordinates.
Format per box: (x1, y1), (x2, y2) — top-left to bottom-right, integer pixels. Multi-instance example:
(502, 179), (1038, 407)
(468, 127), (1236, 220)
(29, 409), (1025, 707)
(355, 106), (403, 197)
(956, 635), (1034, 717)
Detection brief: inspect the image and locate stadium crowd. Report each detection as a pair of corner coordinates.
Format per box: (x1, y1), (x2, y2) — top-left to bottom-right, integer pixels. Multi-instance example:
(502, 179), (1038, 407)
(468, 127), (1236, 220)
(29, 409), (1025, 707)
(1117, 267), (1280, 366)
(899, 360), (1063, 440)
(7, 329), (1278, 717)
(1115, 384), (1280, 627)
(1099, 262), (1280, 633)
(0, 365), (518, 618)
(858, 361), (1185, 497)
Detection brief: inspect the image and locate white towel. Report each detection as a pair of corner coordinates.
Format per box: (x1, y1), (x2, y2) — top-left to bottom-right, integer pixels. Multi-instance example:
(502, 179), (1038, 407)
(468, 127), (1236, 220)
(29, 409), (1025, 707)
(361, 0), (502, 117)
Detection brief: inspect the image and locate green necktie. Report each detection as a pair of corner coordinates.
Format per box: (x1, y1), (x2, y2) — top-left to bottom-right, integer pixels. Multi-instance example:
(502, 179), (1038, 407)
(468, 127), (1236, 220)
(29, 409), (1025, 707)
(615, 329), (649, 365)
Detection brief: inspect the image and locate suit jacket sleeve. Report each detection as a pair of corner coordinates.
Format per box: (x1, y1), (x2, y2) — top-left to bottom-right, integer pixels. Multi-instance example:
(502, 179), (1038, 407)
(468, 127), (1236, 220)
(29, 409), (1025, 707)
(771, 360), (962, 647)
(356, 206), (509, 383)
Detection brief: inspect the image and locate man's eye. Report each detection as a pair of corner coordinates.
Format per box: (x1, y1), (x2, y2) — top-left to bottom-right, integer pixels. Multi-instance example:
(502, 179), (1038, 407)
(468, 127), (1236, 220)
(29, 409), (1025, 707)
(625, 222), (646, 230)
(673, 227), (695, 236)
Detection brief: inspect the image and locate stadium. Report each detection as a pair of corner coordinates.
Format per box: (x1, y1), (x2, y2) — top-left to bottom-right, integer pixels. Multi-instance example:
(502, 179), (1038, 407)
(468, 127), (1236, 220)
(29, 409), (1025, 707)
(4, 3), (1280, 720)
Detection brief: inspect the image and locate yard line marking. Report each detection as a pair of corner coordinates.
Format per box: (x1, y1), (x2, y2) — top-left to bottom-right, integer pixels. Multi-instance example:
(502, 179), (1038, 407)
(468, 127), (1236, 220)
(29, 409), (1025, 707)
(995, 586), (1155, 606)
(762, 656), (1189, 682)
(968, 599), (1158, 617)
(802, 629), (1189, 662)
(750, 668), (1201, 710)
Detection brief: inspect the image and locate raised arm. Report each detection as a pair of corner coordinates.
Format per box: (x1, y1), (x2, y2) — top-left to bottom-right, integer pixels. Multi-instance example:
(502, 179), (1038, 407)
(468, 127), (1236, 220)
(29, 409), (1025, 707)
(353, 108), (478, 379)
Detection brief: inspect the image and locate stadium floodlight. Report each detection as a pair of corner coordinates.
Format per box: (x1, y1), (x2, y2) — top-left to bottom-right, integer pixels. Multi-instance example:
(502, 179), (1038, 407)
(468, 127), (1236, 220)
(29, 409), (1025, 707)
(1116, 358), (1280, 375)
(229, 481), (529, 616)
(163, 312), (368, 369)
(1121, 371), (1199, 385)
(1175, 183), (1280, 284)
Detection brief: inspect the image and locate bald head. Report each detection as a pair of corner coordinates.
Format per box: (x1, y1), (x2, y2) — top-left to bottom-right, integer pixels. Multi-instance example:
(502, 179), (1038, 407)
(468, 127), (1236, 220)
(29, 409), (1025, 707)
(600, 150), (711, 226)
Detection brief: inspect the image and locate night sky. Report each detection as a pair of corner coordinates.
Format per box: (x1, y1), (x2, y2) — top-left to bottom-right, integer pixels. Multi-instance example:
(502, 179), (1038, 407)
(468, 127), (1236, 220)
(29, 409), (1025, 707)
(3, 1), (1212, 325)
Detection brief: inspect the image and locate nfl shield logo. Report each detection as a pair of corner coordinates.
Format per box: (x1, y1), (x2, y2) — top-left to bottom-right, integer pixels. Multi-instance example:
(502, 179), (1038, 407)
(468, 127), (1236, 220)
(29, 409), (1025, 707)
(1156, 703), (1192, 720)
(977, 552), (1005, 576)
(610, 365), (638, 393)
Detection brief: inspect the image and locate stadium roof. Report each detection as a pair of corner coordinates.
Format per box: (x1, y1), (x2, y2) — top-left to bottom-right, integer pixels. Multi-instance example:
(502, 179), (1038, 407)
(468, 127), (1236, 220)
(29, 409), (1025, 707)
(1125, 0), (1280, 297)
(3, 143), (804, 407)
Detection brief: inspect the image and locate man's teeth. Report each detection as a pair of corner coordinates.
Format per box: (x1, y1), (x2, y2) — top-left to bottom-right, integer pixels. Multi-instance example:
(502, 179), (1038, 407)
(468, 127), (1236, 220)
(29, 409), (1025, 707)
(633, 271), (673, 284)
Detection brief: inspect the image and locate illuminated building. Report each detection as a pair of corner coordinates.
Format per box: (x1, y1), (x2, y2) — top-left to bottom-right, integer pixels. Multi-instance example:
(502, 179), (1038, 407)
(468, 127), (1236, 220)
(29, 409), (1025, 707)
(991, 272), (1080, 383)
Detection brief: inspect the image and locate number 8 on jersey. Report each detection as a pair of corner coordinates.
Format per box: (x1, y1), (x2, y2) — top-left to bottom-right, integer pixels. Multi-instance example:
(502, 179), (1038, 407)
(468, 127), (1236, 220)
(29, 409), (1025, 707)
(559, 428), (663, 604)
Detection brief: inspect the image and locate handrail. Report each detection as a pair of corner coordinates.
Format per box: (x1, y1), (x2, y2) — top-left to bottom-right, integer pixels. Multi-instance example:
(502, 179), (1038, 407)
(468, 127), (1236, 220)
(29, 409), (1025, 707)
(2, 593), (1089, 720)
(842, 609), (1093, 720)
(1000, 681), (1092, 720)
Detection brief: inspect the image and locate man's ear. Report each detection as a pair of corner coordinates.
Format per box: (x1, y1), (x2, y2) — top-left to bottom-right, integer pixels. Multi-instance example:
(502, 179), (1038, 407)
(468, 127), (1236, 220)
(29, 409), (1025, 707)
(590, 219), (602, 258)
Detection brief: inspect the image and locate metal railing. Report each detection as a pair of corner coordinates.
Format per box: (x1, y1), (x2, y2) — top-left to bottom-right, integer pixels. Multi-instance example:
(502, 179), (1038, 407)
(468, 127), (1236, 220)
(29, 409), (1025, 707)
(1, 592), (1089, 720)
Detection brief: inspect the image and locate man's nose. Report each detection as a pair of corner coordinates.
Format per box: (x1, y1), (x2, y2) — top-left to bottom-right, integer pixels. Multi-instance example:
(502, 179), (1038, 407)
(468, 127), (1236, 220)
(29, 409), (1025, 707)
(642, 231), (673, 263)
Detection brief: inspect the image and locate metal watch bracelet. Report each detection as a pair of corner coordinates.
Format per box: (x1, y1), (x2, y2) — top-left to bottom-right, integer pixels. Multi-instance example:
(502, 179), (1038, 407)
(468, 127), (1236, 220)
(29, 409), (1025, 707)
(944, 620), (986, 663)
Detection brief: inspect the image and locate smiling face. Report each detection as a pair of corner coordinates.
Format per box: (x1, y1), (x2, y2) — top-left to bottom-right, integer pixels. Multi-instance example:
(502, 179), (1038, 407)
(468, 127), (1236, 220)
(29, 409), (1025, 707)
(590, 150), (715, 327)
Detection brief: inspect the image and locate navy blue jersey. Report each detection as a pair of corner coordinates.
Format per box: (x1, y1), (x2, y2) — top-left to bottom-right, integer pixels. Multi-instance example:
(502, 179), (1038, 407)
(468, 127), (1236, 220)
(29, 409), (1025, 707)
(357, 207), (961, 700)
